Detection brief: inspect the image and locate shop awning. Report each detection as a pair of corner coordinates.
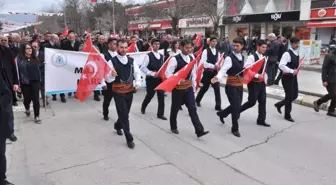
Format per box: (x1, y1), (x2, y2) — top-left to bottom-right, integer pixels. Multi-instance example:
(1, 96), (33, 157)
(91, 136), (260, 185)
(307, 20), (336, 28)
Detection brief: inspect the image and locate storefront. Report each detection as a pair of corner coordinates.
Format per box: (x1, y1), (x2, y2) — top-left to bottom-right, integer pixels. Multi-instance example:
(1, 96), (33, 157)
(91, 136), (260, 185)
(178, 17), (213, 37)
(221, 11), (308, 40)
(306, 0), (336, 45)
(127, 20), (172, 37)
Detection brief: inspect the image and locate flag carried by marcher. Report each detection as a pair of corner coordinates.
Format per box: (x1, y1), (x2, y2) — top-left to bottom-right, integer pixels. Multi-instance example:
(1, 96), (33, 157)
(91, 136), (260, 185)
(127, 42), (137, 53)
(242, 57), (266, 84)
(148, 45), (153, 51)
(157, 56), (172, 81)
(62, 27), (69, 37)
(195, 63), (204, 91)
(76, 42), (111, 102)
(195, 33), (202, 47)
(295, 57), (305, 74)
(155, 55), (199, 92)
(82, 35), (94, 52)
(216, 53), (225, 69)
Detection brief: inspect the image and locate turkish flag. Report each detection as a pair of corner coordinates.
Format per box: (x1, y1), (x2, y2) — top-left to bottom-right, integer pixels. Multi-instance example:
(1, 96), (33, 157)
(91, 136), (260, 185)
(84, 29), (91, 35)
(82, 35), (94, 52)
(243, 57), (265, 84)
(157, 56), (172, 81)
(62, 27), (69, 37)
(295, 57), (305, 74)
(155, 56), (199, 92)
(194, 46), (204, 61)
(91, 0), (97, 2)
(127, 42), (137, 53)
(148, 45), (153, 51)
(76, 51), (111, 102)
(195, 64), (204, 91)
(195, 33), (202, 47)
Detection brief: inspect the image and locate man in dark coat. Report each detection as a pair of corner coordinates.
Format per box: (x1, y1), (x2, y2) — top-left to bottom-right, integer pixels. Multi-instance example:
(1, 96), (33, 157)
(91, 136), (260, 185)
(0, 45), (19, 143)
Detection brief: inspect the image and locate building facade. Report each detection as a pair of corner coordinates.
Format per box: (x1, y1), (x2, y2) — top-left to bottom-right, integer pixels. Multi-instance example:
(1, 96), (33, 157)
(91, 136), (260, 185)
(218, 0), (309, 40)
(178, 17), (214, 37)
(306, 0), (336, 45)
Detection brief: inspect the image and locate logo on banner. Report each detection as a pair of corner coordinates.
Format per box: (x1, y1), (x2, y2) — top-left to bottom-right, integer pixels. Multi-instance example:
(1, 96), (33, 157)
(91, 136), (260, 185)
(317, 9), (327, 17)
(52, 53), (67, 67)
(271, 13), (282, 21)
(232, 16), (242, 23)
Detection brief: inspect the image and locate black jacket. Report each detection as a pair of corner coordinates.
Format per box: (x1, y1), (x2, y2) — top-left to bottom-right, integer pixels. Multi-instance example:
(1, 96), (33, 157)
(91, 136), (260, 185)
(0, 46), (19, 87)
(17, 57), (41, 85)
(44, 42), (61, 50)
(61, 39), (80, 51)
(322, 50), (336, 83)
(9, 43), (20, 58)
(0, 70), (12, 138)
(96, 43), (108, 54)
(266, 40), (281, 63)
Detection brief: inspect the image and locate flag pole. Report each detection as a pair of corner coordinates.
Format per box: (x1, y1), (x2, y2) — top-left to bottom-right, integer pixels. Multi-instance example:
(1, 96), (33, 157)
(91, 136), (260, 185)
(235, 57), (265, 76)
(261, 56), (268, 75)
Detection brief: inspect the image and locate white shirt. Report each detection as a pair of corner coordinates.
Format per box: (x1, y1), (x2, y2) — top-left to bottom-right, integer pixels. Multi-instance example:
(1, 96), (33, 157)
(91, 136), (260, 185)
(165, 53), (197, 92)
(279, 48), (299, 74)
(104, 54), (142, 87)
(168, 49), (181, 57)
(200, 47), (220, 69)
(140, 51), (162, 77)
(216, 52), (243, 80)
(244, 51), (264, 78)
(108, 50), (117, 58)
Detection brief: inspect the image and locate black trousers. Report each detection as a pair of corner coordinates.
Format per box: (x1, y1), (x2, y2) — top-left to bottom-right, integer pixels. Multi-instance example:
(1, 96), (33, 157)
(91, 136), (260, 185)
(141, 78), (165, 116)
(103, 82), (114, 117)
(275, 75), (298, 118)
(267, 62), (277, 85)
(114, 92), (134, 142)
(317, 83), (336, 113)
(0, 136), (6, 182)
(196, 70), (221, 108)
(170, 87), (204, 134)
(240, 81), (266, 123)
(21, 81), (40, 118)
(218, 85), (243, 132)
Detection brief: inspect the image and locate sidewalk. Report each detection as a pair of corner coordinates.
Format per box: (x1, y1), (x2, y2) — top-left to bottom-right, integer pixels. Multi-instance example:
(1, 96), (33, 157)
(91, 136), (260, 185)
(220, 70), (330, 111)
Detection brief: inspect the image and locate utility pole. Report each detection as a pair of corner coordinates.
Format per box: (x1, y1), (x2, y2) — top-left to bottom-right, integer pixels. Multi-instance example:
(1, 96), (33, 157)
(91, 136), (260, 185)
(112, 0), (116, 34)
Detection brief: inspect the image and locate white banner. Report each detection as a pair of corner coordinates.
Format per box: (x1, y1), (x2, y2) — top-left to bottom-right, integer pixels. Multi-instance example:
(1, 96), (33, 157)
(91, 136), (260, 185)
(45, 48), (164, 95)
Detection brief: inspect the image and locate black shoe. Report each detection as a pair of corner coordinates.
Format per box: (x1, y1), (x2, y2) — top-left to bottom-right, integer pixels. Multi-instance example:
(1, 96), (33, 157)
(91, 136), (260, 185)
(3, 180), (14, 185)
(257, 122), (271, 127)
(274, 104), (282, 114)
(171, 129), (179, 134)
(327, 111), (336, 117)
(68, 92), (72, 97)
(141, 107), (146, 114)
(216, 112), (225, 124)
(17, 93), (22, 99)
(196, 102), (201, 107)
(116, 129), (123, 136)
(8, 134), (17, 142)
(127, 141), (135, 149)
(94, 96), (100, 101)
(157, 115), (167, 120)
(232, 131), (241, 137)
(52, 96), (57, 101)
(34, 117), (42, 124)
(197, 131), (209, 138)
(103, 115), (109, 121)
(61, 97), (66, 103)
(25, 110), (31, 117)
(12, 102), (18, 106)
(313, 101), (320, 112)
(215, 105), (221, 111)
(285, 117), (295, 122)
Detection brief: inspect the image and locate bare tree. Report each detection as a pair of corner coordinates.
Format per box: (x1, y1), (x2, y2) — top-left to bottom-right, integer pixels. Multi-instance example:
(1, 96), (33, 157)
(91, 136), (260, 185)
(194, 0), (225, 36)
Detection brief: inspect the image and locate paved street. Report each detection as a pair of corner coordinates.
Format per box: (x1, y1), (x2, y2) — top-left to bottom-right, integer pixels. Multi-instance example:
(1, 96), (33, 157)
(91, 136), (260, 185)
(7, 89), (336, 185)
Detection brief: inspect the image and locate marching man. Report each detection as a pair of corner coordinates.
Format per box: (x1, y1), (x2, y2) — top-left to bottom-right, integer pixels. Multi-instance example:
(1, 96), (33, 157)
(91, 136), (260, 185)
(105, 39), (141, 149)
(240, 40), (270, 127)
(274, 37), (300, 122)
(195, 37), (222, 110)
(140, 38), (167, 120)
(165, 39), (209, 138)
(211, 37), (245, 137)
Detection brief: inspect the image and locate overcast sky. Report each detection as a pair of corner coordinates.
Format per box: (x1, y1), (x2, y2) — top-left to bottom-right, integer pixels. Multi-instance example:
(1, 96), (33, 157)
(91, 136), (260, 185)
(1, 0), (140, 13)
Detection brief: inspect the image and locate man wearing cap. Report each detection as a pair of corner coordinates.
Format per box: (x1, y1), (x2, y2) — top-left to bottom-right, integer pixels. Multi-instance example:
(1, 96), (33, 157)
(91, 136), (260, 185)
(196, 37), (222, 111)
(313, 44), (336, 117)
(274, 37), (300, 122)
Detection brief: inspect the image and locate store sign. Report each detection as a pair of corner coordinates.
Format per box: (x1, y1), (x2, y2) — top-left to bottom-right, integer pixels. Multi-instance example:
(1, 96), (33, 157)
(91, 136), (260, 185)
(222, 11), (300, 24)
(311, 0), (336, 9)
(128, 20), (172, 31)
(310, 7), (336, 19)
(179, 17), (213, 28)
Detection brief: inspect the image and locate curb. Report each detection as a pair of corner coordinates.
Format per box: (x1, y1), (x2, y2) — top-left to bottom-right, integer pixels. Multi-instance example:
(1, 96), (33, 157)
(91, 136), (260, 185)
(219, 83), (330, 111)
(301, 66), (321, 73)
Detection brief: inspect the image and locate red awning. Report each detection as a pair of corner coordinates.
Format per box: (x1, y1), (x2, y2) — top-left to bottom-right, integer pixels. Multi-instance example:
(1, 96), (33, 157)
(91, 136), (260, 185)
(307, 20), (336, 28)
